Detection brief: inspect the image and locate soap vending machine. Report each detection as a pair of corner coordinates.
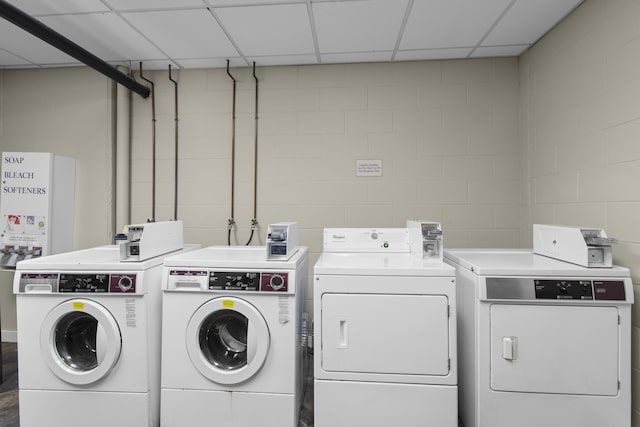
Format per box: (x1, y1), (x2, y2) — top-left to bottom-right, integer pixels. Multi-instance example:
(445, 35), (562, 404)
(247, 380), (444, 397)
(407, 220), (443, 261)
(0, 152), (75, 268)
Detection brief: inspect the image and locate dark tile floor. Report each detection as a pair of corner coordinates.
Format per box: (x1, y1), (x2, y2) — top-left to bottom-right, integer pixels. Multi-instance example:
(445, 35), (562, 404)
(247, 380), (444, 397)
(0, 343), (19, 427)
(0, 343), (314, 427)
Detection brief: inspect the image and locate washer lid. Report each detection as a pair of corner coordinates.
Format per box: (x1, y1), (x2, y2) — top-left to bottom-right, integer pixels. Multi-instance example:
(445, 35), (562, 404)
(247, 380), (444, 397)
(444, 248), (630, 277)
(40, 299), (122, 385)
(163, 245), (308, 270)
(314, 252), (455, 276)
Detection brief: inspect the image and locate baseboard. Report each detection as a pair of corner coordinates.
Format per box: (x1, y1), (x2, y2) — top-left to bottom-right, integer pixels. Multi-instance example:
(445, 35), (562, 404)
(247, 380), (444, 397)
(2, 330), (17, 343)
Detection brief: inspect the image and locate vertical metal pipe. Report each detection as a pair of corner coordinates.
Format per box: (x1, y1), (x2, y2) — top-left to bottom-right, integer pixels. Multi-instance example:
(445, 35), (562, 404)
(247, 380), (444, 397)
(245, 62), (260, 246)
(138, 62), (156, 222)
(169, 65), (179, 221)
(226, 59), (237, 245)
(115, 66), (132, 232)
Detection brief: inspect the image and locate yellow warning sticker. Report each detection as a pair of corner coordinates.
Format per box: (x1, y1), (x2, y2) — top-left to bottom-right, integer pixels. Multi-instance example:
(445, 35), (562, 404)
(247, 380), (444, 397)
(72, 302), (84, 310)
(222, 300), (234, 308)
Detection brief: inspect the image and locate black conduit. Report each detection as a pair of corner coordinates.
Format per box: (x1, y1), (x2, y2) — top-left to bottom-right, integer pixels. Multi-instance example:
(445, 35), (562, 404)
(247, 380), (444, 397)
(245, 62), (260, 246)
(169, 65), (179, 221)
(139, 63), (156, 222)
(226, 60), (237, 245)
(0, 0), (149, 98)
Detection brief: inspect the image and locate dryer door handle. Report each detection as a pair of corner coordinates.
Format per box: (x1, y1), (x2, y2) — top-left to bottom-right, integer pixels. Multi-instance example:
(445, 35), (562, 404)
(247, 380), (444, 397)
(502, 336), (518, 361)
(337, 319), (348, 349)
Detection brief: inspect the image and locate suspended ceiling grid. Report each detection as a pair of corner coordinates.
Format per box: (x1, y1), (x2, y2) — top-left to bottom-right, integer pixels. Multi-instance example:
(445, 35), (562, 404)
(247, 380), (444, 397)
(0, 0), (583, 69)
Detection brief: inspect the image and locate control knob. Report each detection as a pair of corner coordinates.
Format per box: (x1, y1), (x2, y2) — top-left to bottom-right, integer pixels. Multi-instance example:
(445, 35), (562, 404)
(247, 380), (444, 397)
(118, 276), (133, 292)
(269, 275), (285, 291)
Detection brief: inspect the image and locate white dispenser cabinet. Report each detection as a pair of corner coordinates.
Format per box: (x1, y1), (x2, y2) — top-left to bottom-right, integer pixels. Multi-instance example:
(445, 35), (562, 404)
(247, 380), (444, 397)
(1, 152), (75, 267)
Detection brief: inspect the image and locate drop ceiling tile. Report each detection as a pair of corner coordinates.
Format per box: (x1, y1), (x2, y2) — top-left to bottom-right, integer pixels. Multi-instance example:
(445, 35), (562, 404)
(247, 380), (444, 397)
(122, 9), (238, 59)
(321, 51), (393, 64)
(215, 4), (315, 56)
(40, 13), (167, 62)
(246, 54), (318, 67)
(313, 0), (408, 53)
(109, 59), (178, 70)
(471, 45), (529, 58)
(8, 0), (109, 15)
(401, 0), (513, 50)
(103, 0), (205, 11)
(207, 0), (306, 5)
(0, 21), (77, 64)
(0, 48), (32, 66)
(176, 58), (240, 69)
(483, 0), (583, 45)
(395, 48), (473, 61)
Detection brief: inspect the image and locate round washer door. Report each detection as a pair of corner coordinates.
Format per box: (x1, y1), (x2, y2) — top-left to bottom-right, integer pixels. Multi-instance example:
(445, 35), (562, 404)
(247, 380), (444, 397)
(186, 297), (270, 385)
(40, 299), (122, 385)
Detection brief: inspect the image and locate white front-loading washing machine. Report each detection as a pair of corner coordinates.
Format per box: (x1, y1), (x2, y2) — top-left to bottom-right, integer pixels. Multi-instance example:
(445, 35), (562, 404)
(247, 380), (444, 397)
(314, 228), (457, 427)
(444, 248), (633, 427)
(159, 245), (308, 427)
(14, 244), (197, 427)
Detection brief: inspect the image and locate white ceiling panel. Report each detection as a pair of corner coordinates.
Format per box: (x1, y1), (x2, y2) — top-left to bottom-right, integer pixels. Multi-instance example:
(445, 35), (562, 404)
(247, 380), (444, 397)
(401, 0), (513, 50)
(40, 13), (166, 62)
(214, 4), (315, 56)
(395, 48), (473, 61)
(322, 51), (393, 64)
(0, 21), (76, 64)
(483, 0), (582, 45)
(8, 0), (108, 15)
(0, 48), (31, 66)
(207, 0), (306, 5)
(103, 0), (205, 12)
(247, 54), (319, 67)
(313, 0), (408, 53)
(0, 0), (585, 69)
(471, 45), (529, 58)
(122, 9), (238, 59)
(176, 57), (239, 69)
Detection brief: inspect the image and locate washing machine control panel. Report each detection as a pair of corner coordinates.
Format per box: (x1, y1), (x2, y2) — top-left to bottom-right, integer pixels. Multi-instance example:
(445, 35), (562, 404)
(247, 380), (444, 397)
(209, 272), (261, 291)
(17, 272), (138, 293)
(534, 280), (593, 299)
(206, 271), (289, 292)
(484, 277), (627, 301)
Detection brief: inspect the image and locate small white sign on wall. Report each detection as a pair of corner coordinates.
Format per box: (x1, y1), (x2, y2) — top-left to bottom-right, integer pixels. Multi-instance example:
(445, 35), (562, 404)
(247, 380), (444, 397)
(356, 159), (383, 177)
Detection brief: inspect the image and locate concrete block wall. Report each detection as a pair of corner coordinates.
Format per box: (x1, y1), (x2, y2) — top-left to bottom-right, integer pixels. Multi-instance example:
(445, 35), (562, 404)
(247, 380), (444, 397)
(519, 0), (640, 422)
(129, 58), (521, 316)
(0, 67), (115, 334)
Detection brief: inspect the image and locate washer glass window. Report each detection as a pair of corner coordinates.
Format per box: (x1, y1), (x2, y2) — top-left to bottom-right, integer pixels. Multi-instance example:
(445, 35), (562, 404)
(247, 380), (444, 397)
(186, 297), (270, 385)
(55, 311), (100, 371)
(41, 299), (122, 386)
(199, 309), (248, 370)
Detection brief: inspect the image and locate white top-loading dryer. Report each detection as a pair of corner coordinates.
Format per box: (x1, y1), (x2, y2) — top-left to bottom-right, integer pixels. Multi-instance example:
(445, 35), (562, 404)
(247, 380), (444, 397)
(445, 248), (633, 427)
(314, 228), (457, 427)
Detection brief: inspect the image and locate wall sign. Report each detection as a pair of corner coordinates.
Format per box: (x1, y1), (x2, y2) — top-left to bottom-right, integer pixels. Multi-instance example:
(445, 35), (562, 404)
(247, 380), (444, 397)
(356, 159), (383, 177)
